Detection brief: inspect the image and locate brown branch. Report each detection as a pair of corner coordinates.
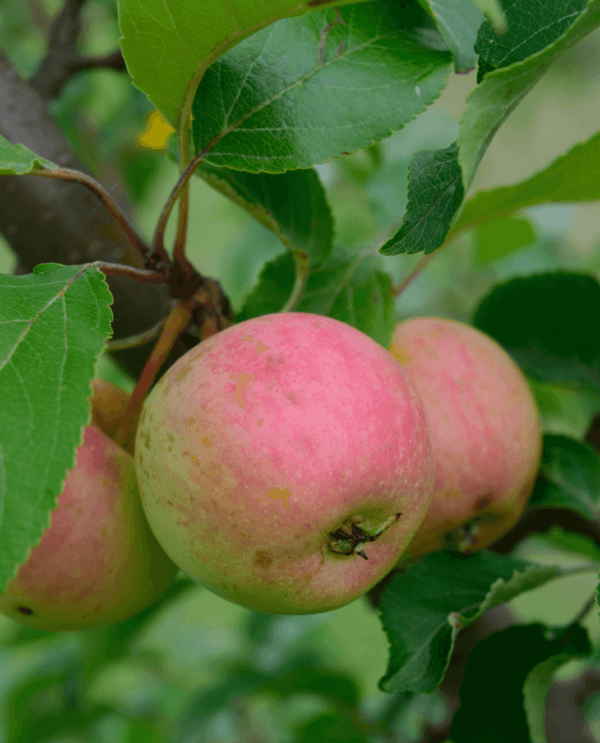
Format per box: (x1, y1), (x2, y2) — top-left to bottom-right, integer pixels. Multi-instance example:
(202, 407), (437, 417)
(152, 155), (205, 264)
(0, 47), (176, 380)
(94, 261), (166, 285)
(28, 0), (126, 101)
(34, 168), (152, 264)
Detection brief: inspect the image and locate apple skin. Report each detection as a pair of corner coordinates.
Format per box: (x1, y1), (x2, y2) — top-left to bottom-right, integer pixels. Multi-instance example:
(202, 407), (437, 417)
(135, 312), (434, 614)
(0, 424), (179, 631)
(90, 378), (131, 443)
(389, 317), (543, 559)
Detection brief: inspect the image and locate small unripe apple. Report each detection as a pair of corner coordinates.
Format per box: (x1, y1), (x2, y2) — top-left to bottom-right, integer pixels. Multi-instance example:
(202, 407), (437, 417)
(0, 422), (179, 631)
(390, 317), (542, 559)
(135, 312), (434, 614)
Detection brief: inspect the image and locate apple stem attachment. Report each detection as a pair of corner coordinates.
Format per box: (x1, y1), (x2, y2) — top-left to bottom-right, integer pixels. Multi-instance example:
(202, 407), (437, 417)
(328, 513), (402, 559)
(444, 513), (503, 553)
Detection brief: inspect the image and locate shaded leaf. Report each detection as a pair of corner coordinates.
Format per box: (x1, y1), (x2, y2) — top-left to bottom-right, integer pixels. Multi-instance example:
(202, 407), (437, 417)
(452, 623), (591, 743)
(379, 551), (567, 694)
(528, 435), (600, 521)
(473, 272), (600, 394)
(473, 215), (537, 267)
(238, 245), (396, 347)
(533, 526), (600, 563)
(196, 163), (334, 269)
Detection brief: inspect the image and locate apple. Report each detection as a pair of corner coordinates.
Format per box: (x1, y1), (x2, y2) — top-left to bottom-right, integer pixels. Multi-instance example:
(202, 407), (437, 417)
(389, 317), (542, 559)
(134, 312), (434, 614)
(0, 422), (179, 631)
(90, 378), (131, 443)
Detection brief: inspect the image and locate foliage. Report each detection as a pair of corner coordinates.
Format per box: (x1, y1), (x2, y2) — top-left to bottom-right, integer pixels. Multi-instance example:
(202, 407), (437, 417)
(1, 0), (600, 741)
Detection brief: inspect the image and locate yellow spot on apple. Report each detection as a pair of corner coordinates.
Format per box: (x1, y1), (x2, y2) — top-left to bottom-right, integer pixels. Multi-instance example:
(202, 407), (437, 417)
(266, 487), (292, 509)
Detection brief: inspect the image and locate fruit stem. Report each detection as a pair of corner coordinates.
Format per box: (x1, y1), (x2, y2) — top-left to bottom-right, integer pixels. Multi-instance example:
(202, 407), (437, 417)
(328, 513), (401, 559)
(113, 302), (194, 453)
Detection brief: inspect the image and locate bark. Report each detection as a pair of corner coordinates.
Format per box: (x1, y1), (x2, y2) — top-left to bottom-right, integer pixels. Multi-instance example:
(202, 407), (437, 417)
(0, 47), (181, 378)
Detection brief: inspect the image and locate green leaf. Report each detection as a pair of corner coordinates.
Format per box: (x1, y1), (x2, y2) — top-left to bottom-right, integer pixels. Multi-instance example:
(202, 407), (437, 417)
(473, 216), (537, 267)
(528, 435), (600, 521)
(379, 3), (600, 258)
(0, 264), (113, 595)
(196, 163), (334, 269)
(118, 0), (374, 131)
(450, 131), (600, 239)
(379, 142), (464, 255)
(0, 134), (57, 174)
(379, 551), (570, 694)
(238, 245), (396, 347)
(534, 526), (600, 563)
(292, 712), (369, 743)
(473, 272), (600, 394)
(459, 0), (600, 190)
(421, 0), (486, 72)
(451, 623), (591, 743)
(191, 2), (452, 173)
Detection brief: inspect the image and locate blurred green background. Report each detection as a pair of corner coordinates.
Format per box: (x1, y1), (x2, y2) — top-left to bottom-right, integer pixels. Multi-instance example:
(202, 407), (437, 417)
(2, 1), (600, 740)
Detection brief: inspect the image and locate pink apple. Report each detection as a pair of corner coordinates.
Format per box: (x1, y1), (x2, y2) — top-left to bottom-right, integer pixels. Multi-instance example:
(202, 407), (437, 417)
(134, 312), (434, 614)
(0, 424), (179, 631)
(390, 317), (542, 559)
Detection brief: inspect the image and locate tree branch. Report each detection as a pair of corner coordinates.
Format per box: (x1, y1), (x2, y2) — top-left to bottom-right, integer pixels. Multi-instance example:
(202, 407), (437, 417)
(0, 47), (176, 379)
(27, 0), (126, 102)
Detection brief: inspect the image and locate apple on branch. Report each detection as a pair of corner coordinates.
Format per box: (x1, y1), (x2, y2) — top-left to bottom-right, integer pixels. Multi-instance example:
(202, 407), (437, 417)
(390, 317), (543, 560)
(0, 384), (179, 631)
(134, 312), (435, 614)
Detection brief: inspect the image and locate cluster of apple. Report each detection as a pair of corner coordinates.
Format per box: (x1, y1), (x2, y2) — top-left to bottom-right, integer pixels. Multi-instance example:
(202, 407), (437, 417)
(0, 313), (542, 630)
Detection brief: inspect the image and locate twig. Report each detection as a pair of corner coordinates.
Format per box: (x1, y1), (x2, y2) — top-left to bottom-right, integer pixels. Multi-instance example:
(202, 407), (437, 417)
(113, 303), (194, 453)
(106, 317), (168, 351)
(34, 168), (154, 266)
(29, 0), (85, 99)
(94, 261), (166, 285)
(0, 47), (175, 382)
(29, 0), (127, 101)
(152, 155), (205, 261)
(391, 252), (435, 299)
(172, 122), (194, 276)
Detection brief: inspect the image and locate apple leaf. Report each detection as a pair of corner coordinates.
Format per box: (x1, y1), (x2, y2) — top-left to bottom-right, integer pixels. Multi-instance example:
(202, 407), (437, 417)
(195, 163), (334, 270)
(0, 264), (113, 595)
(379, 142), (464, 255)
(473, 216), (537, 267)
(118, 0), (375, 131)
(378, 1), (600, 257)
(0, 134), (57, 174)
(379, 550), (571, 694)
(451, 623), (591, 743)
(450, 130), (600, 239)
(238, 244), (396, 348)
(459, 0), (600, 189)
(527, 435), (600, 522)
(473, 272), (600, 395)
(533, 526), (600, 563)
(191, 2), (452, 173)
(420, 0), (485, 72)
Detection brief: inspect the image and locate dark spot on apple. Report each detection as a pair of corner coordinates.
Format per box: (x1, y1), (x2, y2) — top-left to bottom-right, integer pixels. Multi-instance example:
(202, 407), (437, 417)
(17, 606), (34, 615)
(475, 495), (492, 511)
(254, 550), (273, 569)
